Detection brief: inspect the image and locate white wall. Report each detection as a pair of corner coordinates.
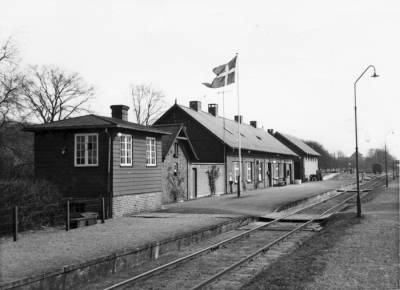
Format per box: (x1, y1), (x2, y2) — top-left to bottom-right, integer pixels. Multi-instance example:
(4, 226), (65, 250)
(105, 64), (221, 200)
(303, 156), (319, 179)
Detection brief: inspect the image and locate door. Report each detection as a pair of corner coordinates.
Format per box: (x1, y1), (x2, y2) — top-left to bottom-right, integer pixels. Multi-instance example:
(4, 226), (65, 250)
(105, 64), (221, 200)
(294, 161), (301, 180)
(192, 168), (197, 198)
(267, 163), (272, 187)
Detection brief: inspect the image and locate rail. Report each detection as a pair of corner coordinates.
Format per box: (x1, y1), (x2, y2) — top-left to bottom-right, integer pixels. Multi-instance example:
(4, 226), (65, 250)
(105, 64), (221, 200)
(103, 176), (385, 290)
(190, 176), (385, 289)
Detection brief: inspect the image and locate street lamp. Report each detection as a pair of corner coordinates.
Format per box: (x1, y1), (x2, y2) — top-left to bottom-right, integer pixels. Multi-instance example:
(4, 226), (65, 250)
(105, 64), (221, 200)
(354, 65), (379, 218)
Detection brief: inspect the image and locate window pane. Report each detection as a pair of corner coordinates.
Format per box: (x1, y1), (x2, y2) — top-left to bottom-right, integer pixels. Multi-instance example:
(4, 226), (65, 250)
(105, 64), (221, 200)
(76, 136), (85, 165)
(120, 135), (132, 165)
(75, 134), (98, 166)
(88, 135), (97, 165)
(146, 138), (156, 165)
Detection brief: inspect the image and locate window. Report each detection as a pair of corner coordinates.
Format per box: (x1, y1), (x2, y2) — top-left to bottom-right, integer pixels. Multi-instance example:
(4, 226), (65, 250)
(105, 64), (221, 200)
(278, 163), (284, 178)
(146, 137), (157, 166)
(174, 142), (179, 157)
(246, 162), (253, 182)
(120, 134), (132, 166)
(233, 161), (240, 183)
(174, 162), (179, 176)
(74, 133), (98, 166)
(256, 160), (264, 181)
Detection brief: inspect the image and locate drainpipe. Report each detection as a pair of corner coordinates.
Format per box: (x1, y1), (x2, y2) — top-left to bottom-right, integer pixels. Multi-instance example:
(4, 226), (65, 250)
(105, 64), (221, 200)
(105, 128), (113, 218)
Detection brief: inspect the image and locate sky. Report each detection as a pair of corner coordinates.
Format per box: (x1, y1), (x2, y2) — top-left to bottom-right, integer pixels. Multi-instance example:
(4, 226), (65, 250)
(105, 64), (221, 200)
(2, 0), (399, 158)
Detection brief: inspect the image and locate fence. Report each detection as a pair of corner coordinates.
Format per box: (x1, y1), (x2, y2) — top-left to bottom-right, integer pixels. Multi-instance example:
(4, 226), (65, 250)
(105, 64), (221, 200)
(0, 197), (107, 241)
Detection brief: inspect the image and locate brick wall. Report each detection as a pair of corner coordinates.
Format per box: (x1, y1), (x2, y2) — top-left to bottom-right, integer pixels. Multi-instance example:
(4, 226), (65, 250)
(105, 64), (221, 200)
(162, 141), (190, 203)
(112, 192), (162, 217)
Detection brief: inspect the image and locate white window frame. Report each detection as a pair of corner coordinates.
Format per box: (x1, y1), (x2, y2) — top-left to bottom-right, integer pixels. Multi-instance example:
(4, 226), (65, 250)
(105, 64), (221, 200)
(246, 162), (253, 182)
(120, 134), (133, 167)
(74, 133), (99, 167)
(233, 161), (239, 183)
(146, 137), (157, 167)
(257, 160), (263, 181)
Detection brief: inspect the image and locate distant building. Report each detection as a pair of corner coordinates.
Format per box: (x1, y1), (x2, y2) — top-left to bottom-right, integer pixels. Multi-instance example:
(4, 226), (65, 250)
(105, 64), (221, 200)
(153, 124), (199, 202)
(24, 105), (169, 217)
(271, 131), (320, 181)
(154, 101), (298, 196)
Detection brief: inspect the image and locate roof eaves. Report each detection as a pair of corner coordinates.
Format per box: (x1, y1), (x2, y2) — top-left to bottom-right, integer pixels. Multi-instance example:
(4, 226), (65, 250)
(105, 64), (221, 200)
(180, 126), (199, 161)
(23, 124), (116, 132)
(164, 124), (183, 158)
(93, 115), (170, 135)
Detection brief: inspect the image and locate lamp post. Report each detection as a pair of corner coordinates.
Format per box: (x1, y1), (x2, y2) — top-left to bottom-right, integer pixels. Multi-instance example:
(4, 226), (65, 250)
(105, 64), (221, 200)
(354, 65), (379, 217)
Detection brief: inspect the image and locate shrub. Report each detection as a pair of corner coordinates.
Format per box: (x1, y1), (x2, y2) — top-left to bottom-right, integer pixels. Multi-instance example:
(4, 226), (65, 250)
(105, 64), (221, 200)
(0, 178), (64, 232)
(166, 166), (185, 202)
(206, 166), (220, 194)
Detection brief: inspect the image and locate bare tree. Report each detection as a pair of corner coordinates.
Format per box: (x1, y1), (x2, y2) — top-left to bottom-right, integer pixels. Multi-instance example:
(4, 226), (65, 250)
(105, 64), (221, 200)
(21, 66), (94, 123)
(130, 83), (165, 125)
(0, 37), (24, 127)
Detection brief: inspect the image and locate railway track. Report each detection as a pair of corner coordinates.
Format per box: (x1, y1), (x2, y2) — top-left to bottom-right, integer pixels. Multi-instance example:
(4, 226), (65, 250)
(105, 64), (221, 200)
(96, 176), (385, 290)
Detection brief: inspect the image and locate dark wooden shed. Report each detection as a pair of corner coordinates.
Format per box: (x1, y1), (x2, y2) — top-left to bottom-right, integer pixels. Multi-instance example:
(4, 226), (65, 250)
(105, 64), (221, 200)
(24, 105), (169, 217)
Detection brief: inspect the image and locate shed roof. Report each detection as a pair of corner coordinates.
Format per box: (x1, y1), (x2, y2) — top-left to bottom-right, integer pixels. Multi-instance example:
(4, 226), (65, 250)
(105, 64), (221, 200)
(176, 105), (297, 156)
(277, 132), (321, 156)
(24, 114), (169, 135)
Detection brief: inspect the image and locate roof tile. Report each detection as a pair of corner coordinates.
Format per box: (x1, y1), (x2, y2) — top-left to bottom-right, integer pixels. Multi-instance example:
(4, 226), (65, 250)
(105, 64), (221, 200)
(178, 105), (297, 156)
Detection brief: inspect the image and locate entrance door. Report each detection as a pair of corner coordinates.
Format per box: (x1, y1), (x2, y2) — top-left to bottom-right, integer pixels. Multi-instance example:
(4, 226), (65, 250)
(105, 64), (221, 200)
(192, 168), (197, 198)
(267, 163), (272, 187)
(294, 161), (301, 180)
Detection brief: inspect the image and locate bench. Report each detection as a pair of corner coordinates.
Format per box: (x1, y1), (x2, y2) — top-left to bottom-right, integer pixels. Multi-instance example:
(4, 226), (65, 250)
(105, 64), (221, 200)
(70, 212), (98, 228)
(273, 178), (287, 187)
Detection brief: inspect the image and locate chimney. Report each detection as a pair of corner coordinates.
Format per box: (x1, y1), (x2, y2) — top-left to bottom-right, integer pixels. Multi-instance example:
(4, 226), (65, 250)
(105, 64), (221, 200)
(189, 101), (201, 111)
(110, 105), (129, 121)
(250, 121), (257, 128)
(208, 104), (218, 117)
(267, 129), (274, 134)
(234, 115), (243, 124)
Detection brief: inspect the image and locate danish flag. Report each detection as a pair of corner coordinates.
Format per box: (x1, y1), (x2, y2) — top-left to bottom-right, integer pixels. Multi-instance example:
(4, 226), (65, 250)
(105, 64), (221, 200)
(203, 56), (237, 88)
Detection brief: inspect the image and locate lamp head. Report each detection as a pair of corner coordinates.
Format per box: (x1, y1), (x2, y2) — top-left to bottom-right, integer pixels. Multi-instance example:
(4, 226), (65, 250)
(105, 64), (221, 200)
(371, 72), (379, 78)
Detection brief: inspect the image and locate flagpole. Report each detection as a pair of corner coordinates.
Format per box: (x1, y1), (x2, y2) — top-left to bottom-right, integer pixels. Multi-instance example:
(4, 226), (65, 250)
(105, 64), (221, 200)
(236, 52), (242, 197)
(222, 89), (227, 194)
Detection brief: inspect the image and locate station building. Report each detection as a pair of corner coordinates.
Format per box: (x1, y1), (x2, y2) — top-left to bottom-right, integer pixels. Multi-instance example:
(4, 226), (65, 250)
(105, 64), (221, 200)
(271, 131), (320, 181)
(154, 101), (299, 196)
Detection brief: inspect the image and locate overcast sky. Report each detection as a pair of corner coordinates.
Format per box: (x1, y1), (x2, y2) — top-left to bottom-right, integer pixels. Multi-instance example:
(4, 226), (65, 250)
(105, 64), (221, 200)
(2, 0), (399, 158)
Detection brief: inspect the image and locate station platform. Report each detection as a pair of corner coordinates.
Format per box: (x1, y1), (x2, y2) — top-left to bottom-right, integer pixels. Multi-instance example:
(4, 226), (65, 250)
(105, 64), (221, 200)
(0, 177), (355, 289)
